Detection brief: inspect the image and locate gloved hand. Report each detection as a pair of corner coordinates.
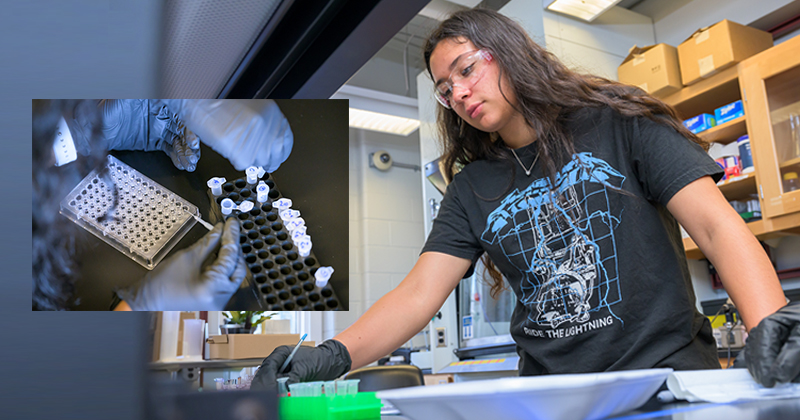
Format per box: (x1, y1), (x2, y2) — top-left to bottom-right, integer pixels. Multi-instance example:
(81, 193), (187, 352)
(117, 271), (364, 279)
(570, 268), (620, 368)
(115, 217), (247, 310)
(159, 99), (293, 172)
(742, 303), (800, 387)
(250, 340), (351, 391)
(69, 99), (201, 171)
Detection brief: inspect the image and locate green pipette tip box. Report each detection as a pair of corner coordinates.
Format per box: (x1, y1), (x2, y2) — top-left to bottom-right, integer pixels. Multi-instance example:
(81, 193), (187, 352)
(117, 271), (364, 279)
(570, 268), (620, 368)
(279, 392), (382, 420)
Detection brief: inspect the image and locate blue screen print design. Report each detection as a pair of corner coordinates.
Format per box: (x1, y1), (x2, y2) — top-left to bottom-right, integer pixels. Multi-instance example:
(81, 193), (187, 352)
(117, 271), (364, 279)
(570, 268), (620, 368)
(481, 153), (626, 332)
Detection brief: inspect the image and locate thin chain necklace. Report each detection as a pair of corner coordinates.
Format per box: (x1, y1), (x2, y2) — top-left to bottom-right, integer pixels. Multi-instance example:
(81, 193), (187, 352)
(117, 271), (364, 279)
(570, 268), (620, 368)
(510, 147), (539, 176)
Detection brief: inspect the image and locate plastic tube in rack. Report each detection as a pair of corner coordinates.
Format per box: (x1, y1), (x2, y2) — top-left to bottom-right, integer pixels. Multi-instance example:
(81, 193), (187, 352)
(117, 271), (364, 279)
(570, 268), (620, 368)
(273, 198), (292, 210)
(256, 166), (266, 179)
(315, 266), (334, 288)
(298, 238), (312, 257)
(280, 208), (300, 221)
(245, 167), (259, 184)
(221, 198), (235, 215)
(256, 181), (269, 203)
(207, 177), (226, 196)
(285, 217), (305, 232)
(238, 200), (255, 213)
(291, 226), (307, 242)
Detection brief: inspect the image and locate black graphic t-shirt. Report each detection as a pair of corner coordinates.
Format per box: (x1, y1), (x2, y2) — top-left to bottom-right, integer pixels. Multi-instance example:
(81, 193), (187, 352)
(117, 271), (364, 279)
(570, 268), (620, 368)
(422, 107), (723, 375)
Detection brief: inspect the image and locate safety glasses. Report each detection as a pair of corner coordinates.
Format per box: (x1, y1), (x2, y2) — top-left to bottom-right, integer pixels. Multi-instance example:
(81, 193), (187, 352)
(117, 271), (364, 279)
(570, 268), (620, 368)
(434, 49), (493, 109)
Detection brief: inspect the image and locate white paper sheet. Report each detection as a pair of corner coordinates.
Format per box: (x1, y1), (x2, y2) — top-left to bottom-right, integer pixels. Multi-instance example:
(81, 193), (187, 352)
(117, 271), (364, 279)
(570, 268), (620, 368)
(666, 369), (800, 403)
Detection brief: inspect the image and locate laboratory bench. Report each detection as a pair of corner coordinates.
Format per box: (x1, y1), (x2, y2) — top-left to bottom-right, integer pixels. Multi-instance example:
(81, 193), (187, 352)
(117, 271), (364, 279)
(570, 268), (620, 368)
(67, 100), (348, 310)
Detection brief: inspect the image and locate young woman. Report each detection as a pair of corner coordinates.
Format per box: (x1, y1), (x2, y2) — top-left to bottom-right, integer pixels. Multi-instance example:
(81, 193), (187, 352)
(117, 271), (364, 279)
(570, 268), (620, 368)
(252, 9), (799, 390)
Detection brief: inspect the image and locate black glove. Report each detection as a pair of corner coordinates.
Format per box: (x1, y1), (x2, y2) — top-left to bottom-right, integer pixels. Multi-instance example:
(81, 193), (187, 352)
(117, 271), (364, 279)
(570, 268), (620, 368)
(743, 303), (800, 387)
(250, 340), (352, 391)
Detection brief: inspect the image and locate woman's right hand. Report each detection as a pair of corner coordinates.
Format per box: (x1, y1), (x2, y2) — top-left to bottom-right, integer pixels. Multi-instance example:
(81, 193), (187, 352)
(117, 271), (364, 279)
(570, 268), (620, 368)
(250, 340), (352, 391)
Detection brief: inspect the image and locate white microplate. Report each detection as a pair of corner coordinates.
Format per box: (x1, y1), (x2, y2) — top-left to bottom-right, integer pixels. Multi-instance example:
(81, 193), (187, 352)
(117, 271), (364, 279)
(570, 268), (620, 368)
(315, 266), (334, 288)
(59, 155), (198, 270)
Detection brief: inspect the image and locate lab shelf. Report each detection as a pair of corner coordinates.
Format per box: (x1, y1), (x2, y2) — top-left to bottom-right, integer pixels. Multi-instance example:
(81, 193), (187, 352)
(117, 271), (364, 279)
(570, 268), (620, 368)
(717, 172), (757, 201)
(698, 115), (747, 145)
(661, 66), (740, 118)
(149, 358), (264, 371)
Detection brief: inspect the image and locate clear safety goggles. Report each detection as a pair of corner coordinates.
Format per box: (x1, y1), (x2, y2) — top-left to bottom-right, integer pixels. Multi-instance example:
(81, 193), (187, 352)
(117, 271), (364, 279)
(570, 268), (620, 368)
(434, 49), (494, 109)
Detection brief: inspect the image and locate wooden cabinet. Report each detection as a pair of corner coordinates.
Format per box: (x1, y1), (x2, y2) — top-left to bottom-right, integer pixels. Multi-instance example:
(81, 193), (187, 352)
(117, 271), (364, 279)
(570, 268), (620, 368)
(659, 35), (800, 259)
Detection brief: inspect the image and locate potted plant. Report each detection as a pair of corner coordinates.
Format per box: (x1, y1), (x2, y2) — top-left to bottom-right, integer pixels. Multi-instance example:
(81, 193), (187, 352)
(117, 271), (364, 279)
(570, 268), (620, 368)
(221, 311), (278, 334)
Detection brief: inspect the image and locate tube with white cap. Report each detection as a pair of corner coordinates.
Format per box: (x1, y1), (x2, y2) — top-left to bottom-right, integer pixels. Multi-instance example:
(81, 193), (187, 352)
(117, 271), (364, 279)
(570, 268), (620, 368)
(207, 177), (226, 196)
(245, 166), (259, 185)
(273, 198), (292, 210)
(220, 198), (235, 215)
(256, 181), (269, 203)
(238, 200), (254, 213)
(291, 226), (307, 242)
(315, 266), (334, 288)
(298, 238), (312, 257)
(285, 217), (305, 232)
(280, 208), (300, 221)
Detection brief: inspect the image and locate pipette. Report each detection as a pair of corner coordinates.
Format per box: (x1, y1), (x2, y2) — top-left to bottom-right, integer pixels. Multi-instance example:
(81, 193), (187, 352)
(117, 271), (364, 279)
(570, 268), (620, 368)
(184, 209), (214, 230)
(279, 333), (308, 374)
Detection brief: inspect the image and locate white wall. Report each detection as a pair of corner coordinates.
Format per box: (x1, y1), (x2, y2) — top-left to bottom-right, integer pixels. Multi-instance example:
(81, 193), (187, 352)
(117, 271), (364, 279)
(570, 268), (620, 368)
(323, 128), (425, 341)
(631, 0), (795, 46)
(539, 5), (654, 81)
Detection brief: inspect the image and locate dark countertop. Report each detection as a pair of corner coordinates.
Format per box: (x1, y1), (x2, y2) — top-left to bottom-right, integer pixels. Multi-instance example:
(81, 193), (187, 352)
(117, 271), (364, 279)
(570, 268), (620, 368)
(69, 99), (348, 310)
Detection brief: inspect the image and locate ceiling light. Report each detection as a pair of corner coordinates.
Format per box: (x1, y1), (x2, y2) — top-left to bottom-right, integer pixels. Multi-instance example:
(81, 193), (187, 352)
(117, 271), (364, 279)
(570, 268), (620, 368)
(545, 0), (623, 22)
(331, 85), (420, 136)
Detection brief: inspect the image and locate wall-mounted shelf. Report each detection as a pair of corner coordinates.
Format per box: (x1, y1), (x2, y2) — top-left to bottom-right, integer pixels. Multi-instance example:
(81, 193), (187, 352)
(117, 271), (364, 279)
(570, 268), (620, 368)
(717, 172), (757, 201)
(661, 66), (740, 118)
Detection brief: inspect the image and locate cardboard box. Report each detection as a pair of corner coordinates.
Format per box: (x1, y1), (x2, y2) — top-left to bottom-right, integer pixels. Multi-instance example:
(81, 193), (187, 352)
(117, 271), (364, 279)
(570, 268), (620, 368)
(677, 20), (772, 85)
(424, 373), (454, 386)
(618, 44), (682, 98)
(206, 334), (315, 360)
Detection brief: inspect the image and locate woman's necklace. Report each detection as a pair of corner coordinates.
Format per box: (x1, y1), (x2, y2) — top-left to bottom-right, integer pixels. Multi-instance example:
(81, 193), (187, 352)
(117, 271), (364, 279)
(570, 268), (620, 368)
(510, 147), (539, 176)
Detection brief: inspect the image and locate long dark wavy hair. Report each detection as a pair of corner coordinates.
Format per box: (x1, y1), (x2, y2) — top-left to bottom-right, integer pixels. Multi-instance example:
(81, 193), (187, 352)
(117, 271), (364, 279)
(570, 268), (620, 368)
(423, 9), (706, 298)
(33, 100), (108, 310)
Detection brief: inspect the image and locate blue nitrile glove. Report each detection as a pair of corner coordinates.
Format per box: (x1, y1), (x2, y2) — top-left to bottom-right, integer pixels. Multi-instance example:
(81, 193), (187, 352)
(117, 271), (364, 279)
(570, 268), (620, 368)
(115, 217), (247, 310)
(741, 303), (800, 387)
(250, 340), (352, 391)
(69, 99), (201, 171)
(159, 99), (293, 171)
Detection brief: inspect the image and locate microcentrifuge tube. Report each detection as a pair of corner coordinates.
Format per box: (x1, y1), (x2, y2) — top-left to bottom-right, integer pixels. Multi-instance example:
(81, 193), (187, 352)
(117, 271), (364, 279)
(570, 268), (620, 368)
(285, 217), (305, 232)
(315, 266), (334, 288)
(273, 198), (292, 210)
(256, 166), (266, 179)
(221, 198), (235, 215)
(298, 239), (312, 258)
(280, 208), (300, 221)
(291, 226), (307, 242)
(238, 200), (254, 213)
(245, 167), (259, 185)
(256, 181), (269, 203)
(207, 177), (226, 196)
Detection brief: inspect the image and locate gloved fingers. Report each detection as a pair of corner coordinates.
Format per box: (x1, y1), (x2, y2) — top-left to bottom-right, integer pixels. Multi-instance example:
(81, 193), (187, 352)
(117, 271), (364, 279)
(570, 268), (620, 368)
(173, 135), (196, 172)
(164, 142), (187, 171)
(190, 222), (225, 262)
(770, 323), (800, 384)
(204, 218), (242, 280)
(230, 245), (247, 286)
(184, 129), (201, 167)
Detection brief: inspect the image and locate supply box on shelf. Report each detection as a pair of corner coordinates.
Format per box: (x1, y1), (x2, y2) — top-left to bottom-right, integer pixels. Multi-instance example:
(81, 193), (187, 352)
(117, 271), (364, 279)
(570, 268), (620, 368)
(684, 113), (716, 134)
(714, 100), (744, 125)
(677, 19), (772, 85)
(617, 43), (682, 98)
(206, 334), (314, 360)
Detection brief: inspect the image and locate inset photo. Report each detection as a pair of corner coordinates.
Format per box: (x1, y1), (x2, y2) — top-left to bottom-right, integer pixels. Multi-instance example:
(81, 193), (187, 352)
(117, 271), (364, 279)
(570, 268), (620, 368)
(33, 99), (348, 311)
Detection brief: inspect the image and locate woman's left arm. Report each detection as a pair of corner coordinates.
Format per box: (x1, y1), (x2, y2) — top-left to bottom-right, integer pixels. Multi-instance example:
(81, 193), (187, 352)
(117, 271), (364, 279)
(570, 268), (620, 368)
(666, 175), (786, 331)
